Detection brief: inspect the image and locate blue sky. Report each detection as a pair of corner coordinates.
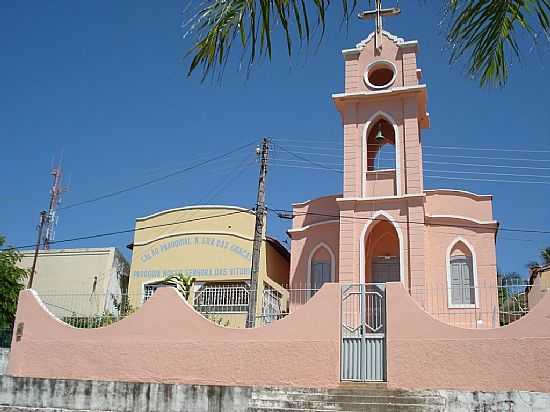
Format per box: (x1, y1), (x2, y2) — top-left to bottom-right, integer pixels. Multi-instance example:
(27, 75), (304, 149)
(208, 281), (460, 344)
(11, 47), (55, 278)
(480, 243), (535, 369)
(1, 1), (549, 277)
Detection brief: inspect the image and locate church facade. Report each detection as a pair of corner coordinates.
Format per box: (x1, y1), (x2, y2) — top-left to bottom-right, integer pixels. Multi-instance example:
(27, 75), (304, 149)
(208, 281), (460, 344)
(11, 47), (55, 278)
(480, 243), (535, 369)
(288, 31), (499, 323)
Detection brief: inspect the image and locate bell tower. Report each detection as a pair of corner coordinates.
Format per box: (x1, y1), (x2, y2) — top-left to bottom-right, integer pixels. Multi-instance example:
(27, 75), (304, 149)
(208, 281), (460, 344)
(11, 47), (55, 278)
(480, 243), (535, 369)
(333, 2), (429, 199)
(332, 2), (430, 287)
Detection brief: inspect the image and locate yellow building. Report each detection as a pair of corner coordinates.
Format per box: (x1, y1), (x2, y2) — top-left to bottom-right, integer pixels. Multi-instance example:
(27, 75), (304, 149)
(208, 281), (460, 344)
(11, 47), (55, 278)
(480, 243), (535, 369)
(127, 205), (290, 327)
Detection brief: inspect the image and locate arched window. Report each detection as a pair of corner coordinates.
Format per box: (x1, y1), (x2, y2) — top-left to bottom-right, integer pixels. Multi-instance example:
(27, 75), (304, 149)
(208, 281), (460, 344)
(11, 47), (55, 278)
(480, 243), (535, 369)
(309, 244), (334, 291)
(366, 119), (396, 171)
(447, 239), (477, 307)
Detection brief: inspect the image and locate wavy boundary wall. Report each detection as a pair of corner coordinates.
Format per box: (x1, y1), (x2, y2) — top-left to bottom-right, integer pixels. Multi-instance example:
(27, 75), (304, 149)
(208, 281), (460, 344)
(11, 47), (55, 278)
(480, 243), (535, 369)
(7, 282), (550, 393)
(7, 285), (341, 388)
(386, 282), (550, 392)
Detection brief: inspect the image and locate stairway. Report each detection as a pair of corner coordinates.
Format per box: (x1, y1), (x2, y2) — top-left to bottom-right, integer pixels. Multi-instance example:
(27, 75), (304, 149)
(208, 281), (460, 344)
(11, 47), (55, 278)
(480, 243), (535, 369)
(248, 385), (446, 412)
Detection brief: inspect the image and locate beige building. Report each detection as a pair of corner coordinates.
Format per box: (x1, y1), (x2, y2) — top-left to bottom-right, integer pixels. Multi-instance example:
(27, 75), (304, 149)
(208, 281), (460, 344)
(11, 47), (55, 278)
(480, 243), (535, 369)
(127, 205), (290, 327)
(19, 248), (130, 318)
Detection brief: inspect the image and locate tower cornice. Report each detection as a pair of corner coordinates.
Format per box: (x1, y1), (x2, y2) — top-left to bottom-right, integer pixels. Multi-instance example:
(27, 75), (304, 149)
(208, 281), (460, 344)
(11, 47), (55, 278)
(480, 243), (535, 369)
(332, 85), (430, 129)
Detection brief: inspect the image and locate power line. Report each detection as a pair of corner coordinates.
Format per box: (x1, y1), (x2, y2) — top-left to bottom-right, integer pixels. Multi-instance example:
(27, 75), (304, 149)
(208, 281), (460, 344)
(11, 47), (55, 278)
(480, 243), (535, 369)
(59, 140), (258, 211)
(268, 207), (550, 236)
(271, 149), (343, 159)
(424, 145), (550, 154)
(425, 175), (550, 185)
(271, 138), (550, 154)
(271, 162), (550, 185)
(272, 143), (345, 172)
(426, 169), (550, 180)
(271, 158), (344, 166)
(424, 160), (550, 171)
(423, 153), (550, 163)
(149, 154), (256, 242)
(271, 163), (344, 173)
(274, 159), (550, 180)
(3, 209), (254, 252)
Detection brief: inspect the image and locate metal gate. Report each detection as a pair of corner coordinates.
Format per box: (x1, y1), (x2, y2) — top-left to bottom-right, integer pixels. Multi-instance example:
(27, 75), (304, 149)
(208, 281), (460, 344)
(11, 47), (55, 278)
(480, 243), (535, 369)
(341, 284), (386, 381)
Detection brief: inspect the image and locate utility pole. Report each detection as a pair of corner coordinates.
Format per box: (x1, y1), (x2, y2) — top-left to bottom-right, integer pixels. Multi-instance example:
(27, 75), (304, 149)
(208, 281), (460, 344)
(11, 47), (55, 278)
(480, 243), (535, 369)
(28, 210), (47, 289)
(246, 137), (270, 328)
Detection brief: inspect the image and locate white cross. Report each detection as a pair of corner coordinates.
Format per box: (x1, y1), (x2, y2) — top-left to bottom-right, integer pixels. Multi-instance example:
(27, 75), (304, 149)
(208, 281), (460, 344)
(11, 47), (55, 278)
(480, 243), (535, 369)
(359, 0), (400, 52)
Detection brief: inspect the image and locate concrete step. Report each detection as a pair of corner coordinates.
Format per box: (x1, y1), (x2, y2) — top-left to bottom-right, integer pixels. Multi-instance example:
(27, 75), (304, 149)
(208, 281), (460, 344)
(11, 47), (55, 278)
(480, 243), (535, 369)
(249, 398), (444, 412)
(248, 386), (446, 412)
(256, 387), (434, 398)
(252, 393), (445, 405)
(248, 404), (444, 412)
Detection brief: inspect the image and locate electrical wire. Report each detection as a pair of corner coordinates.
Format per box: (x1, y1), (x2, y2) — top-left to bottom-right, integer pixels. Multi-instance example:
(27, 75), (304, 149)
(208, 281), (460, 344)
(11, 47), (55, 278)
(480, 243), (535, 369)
(59, 140), (258, 211)
(272, 143), (346, 172)
(269, 208), (550, 235)
(424, 175), (550, 185)
(270, 162), (550, 185)
(271, 138), (550, 154)
(272, 159), (550, 181)
(151, 154), (257, 241)
(3, 209), (254, 252)
(424, 160), (550, 171)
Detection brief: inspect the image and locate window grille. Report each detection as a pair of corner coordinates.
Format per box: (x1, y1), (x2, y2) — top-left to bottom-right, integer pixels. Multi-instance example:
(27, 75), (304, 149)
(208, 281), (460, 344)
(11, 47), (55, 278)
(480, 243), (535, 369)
(262, 285), (284, 324)
(193, 282), (249, 313)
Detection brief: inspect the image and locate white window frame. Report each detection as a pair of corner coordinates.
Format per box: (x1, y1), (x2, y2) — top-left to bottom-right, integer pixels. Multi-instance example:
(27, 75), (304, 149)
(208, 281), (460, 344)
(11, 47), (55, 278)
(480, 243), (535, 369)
(307, 242), (336, 290)
(446, 237), (479, 309)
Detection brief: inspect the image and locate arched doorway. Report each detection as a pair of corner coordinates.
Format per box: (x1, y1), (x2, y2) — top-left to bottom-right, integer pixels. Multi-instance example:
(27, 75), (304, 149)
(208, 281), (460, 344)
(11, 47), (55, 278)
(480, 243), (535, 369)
(364, 219), (400, 284)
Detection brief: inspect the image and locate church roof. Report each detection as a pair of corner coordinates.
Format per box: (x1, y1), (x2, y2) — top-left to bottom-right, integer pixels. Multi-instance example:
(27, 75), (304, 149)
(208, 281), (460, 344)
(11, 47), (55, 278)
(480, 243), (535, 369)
(342, 30), (418, 56)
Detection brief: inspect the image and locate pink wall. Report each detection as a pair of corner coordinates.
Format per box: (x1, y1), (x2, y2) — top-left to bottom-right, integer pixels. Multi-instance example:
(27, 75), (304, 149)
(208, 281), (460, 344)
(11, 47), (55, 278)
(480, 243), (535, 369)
(8, 285), (341, 388)
(386, 282), (550, 392)
(365, 170), (396, 197)
(291, 194), (340, 229)
(289, 223), (340, 287)
(425, 190), (494, 222)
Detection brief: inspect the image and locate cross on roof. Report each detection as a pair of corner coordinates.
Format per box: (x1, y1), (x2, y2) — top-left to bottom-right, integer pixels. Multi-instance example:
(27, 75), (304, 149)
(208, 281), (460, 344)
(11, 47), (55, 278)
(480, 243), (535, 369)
(359, 0), (400, 52)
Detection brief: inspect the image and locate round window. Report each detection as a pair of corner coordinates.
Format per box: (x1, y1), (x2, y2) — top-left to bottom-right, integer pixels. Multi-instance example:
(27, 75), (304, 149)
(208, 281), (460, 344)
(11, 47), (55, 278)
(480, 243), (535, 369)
(364, 61), (396, 89)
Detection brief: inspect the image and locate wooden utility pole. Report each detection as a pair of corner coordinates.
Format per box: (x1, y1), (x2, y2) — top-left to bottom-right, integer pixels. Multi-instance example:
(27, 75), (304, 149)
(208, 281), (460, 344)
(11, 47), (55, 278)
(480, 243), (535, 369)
(246, 138), (270, 328)
(28, 210), (47, 289)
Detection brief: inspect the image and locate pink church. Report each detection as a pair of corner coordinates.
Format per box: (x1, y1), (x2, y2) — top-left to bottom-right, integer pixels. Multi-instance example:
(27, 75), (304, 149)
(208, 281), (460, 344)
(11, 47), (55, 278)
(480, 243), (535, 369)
(288, 30), (499, 319)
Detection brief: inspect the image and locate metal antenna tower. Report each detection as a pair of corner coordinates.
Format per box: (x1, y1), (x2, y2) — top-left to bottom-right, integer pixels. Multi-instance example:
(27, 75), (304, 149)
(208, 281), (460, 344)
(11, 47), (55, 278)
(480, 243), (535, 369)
(42, 164), (65, 249)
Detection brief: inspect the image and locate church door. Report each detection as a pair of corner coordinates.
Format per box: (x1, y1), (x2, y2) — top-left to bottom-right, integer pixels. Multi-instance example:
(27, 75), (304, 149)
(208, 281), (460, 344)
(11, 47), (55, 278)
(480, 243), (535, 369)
(371, 256), (400, 283)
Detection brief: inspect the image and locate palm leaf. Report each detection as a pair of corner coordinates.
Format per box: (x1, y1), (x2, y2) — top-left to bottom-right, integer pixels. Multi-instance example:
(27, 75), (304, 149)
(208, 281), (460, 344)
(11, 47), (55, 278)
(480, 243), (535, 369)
(185, 0), (550, 86)
(184, 0), (358, 80)
(447, 0), (550, 87)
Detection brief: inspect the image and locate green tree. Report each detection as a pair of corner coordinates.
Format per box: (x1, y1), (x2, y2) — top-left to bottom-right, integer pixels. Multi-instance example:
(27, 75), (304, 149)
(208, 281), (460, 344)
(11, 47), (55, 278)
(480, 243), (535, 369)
(497, 271), (527, 325)
(185, 0), (550, 87)
(541, 247), (550, 265)
(527, 246), (550, 269)
(0, 236), (28, 330)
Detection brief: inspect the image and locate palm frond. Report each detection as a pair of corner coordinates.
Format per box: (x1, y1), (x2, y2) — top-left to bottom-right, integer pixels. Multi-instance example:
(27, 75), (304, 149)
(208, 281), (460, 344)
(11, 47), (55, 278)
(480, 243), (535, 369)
(447, 0), (550, 87)
(540, 246), (550, 265)
(185, 0), (358, 80)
